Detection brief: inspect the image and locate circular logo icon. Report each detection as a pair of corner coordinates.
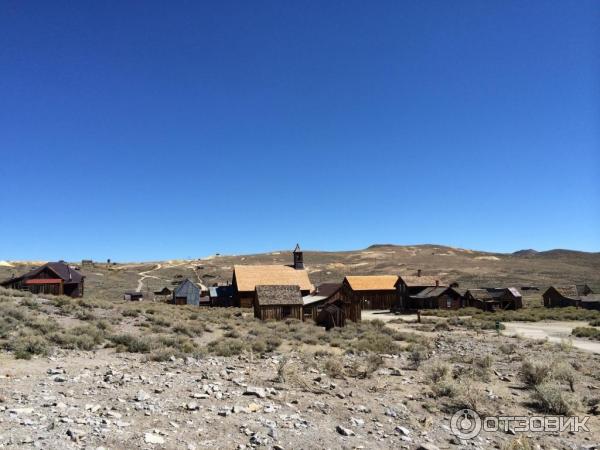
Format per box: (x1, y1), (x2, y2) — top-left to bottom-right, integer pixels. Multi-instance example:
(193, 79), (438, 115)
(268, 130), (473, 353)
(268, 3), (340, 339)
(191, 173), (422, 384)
(450, 409), (482, 440)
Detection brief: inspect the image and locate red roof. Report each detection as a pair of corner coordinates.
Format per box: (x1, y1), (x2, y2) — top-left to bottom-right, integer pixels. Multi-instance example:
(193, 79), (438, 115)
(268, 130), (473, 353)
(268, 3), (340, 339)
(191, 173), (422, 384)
(25, 278), (63, 285)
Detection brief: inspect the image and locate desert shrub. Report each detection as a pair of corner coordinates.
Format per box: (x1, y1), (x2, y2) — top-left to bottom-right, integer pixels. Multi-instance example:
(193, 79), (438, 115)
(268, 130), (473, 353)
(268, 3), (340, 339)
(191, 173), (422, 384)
(427, 361), (450, 384)
(499, 343), (517, 355)
(453, 384), (486, 412)
(173, 323), (204, 337)
(20, 298), (39, 310)
(572, 327), (600, 340)
(502, 436), (534, 450)
(251, 339), (267, 354)
(475, 354), (494, 369)
(10, 335), (49, 359)
(520, 361), (553, 386)
(531, 383), (577, 415)
(224, 329), (240, 338)
(431, 380), (459, 398)
(552, 362), (577, 392)
(109, 334), (154, 353)
(265, 335), (282, 351)
(408, 344), (430, 368)
(145, 348), (182, 362)
(324, 357), (345, 378)
(589, 319), (600, 327)
(76, 310), (97, 321)
(122, 309), (140, 318)
(434, 321), (450, 331)
(350, 332), (400, 354)
(207, 338), (246, 356)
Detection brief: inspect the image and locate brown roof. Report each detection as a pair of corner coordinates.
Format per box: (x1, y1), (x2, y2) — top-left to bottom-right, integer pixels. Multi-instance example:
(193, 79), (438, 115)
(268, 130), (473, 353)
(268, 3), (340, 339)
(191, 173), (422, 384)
(255, 285), (304, 306)
(345, 275), (398, 291)
(550, 285), (592, 299)
(316, 283), (341, 297)
(1, 261), (84, 286)
(397, 275), (441, 287)
(234, 265), (314, 293)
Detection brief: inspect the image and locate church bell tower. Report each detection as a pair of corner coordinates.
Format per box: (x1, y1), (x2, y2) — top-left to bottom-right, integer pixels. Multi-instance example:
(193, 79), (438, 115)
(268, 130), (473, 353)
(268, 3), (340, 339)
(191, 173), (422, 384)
(293, 243), (304, 270)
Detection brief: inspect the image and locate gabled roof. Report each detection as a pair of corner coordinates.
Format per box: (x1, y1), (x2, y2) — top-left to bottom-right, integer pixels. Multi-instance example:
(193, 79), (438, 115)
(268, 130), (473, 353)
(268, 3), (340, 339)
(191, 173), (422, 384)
(580, 294), (600, 303)
(2, 261), (84, 286)
(154, 287), (172, 295)
(467, 287), (521, 301)
(344, 275), (398, 291)
(397, 275), (441, 288)
(410, 286), (461, 299)
(547, 285), (592, 299)
(316, 283), (341, 298)
(303, 295), (328, 306)
(234, 265), (314, 292)
(255, 285), (303, 306)
(174, 279), (200, 297)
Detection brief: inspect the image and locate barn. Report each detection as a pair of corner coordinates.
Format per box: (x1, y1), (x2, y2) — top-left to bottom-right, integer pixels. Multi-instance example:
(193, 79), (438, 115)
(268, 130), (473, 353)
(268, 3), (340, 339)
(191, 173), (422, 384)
(340, 275), (398, 310)
(1, 261), (85, 298)
(172, 279), (202, 306)
(543, 285), (593, 308)
(394, 272), (443, 311)
(254, 285), (304, 321)
(465, 288), (523, 311)
(409, 286), (465, 310)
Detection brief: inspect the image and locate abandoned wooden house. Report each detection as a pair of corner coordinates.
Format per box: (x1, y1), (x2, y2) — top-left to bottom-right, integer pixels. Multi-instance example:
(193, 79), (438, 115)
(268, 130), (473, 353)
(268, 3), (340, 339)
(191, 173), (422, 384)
(0, 261), (85, 297)
(465, 288), (523, 311)
(153, 287), (172, 302)
(209, 284), (235, 307)
(542, 285), (594, 308)
(232, 246), (313, 308)
(393, 272), (443, 311)
(124, 291), (144, 301)
(579, 294), (600, 311)
(302, 283), (342, 322)
(409, 286), (465, 310)
(340, 275), (399, 310)
(316, 299), (347, 330)
(253, 285), (304, 321)
(171, 279), (202, 306)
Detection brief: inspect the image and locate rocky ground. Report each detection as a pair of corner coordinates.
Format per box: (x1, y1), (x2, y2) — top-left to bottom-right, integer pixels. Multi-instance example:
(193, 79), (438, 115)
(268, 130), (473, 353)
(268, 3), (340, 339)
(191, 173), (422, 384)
(1, 328), (600, 450)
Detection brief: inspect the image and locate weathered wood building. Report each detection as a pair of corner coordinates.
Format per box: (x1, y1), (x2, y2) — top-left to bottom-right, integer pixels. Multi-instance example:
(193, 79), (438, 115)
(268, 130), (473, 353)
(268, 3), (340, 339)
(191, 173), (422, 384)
(254, 285), (304, 321)
(209, 284), (235, 307)
(542, 285), (593, 308)
(0, 261), (85, 297)
(465, 288), (523, 311)
(340, 275), (398, 310)
(302, 283), (342, 322)
(579, 294), (600, 311)
(171, 279), (202, 306)
(124, 291), (144, 301)
(316, 299), (347, 330)
(393, 273), (443, 311)
(409, 286), (465, 310)
(232, 247), (313, 308)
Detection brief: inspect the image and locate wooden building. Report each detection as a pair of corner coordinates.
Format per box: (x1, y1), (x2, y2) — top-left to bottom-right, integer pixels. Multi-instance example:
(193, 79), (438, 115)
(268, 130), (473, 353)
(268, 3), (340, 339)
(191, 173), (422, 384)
(465, 288), (523, 311)
(409, 286), (465, 310)
(0, 261), (85, 297)
(209, 284), (235, 307)
(340, 275), (398, 310)
(579, 295), (600, 311)
(171, 279), (202, 306)
(316, 300), (346, 330)
(254, 285), (304, 321)
(153, 287), (172, 302)
(124, 291), (144, 301)
(542, 285), (593, 308)
(394, 272), (443, 311)
(232, 247), (313, 308)
(302, 283), (342, 322)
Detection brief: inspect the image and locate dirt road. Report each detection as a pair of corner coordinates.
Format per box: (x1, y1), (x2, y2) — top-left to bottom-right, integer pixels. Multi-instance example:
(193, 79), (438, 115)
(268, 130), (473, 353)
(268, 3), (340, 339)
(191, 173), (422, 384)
(502, 321), (600, 353)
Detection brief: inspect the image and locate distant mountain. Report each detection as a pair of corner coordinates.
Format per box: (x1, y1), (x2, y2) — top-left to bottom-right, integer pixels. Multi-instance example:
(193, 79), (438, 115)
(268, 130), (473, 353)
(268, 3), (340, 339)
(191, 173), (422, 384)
(513, 249), (538, 256)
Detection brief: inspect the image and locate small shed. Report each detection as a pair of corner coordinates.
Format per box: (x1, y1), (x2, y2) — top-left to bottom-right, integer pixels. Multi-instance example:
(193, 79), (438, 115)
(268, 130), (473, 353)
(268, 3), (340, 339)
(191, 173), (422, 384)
(316, 300), (346, 330)
(465, 288), (523, 311)
(124, 291), (144, 301)
(172, 279), (201, 306)
(254, 285), (303, 321)
(409, 286), (465, 310)
(154, 287), (172, 302)
(209, 285), (235, 307)
(579, 294), (600, 311)
(302, 282), (342, 322)
(543, 285), (593, 308)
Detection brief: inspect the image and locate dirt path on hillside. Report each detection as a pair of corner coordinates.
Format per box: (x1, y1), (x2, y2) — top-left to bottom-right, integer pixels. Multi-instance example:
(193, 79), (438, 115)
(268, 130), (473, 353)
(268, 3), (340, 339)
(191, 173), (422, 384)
(135, 264), (163, 291)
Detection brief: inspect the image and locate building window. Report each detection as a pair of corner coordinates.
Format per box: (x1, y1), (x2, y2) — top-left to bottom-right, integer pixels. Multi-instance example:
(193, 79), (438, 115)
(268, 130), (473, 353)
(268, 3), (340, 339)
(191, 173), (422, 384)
(446, 298), (452, 309)
(282, 306), (292, 318)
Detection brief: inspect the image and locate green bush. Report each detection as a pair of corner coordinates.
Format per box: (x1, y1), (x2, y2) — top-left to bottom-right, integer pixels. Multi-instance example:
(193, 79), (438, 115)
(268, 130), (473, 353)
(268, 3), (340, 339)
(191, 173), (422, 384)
(520, 361), (553, 386)
(532, 383), (577, 415)
(10, 335), (49, 359)
(207, 338), (246, 356)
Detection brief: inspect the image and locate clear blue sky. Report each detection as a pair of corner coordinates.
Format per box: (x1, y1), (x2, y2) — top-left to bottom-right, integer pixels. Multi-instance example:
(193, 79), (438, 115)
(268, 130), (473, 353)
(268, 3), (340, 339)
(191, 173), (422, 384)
(1, 1), (598, 261)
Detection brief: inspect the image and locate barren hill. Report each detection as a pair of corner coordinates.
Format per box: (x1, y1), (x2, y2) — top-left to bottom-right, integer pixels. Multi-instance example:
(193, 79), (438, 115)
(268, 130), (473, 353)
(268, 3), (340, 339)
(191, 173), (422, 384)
(1, 244), (598, 301)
